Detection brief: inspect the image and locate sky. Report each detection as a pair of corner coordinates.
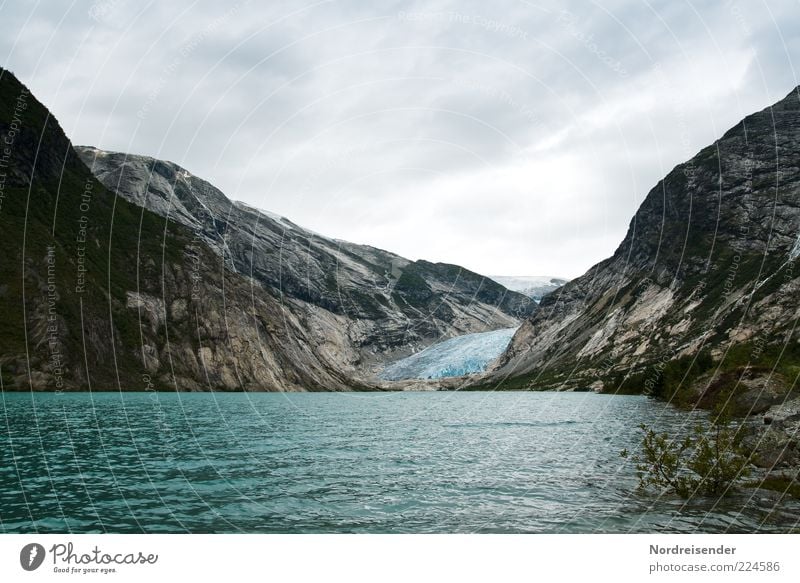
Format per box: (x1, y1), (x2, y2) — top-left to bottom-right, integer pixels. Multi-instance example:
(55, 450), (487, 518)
(1, 0), (798, 279)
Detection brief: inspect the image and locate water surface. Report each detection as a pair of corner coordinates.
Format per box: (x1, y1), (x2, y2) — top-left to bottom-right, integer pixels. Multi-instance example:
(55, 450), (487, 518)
(1, 391), (797, 533)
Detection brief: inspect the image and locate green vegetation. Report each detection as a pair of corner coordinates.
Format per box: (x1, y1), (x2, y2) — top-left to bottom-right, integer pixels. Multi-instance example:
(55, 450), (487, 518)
(602, 339), (800, 415)
(747, 476), (800, 500)
(621, 419), (752, 498)
(392, 264), (434, 308)
(462, 366), (572, 392)
(617, 340), (800, 500)
(0, 67), (192, 389)
(608, 351), (715, 406)
(342, 289), (386, 320)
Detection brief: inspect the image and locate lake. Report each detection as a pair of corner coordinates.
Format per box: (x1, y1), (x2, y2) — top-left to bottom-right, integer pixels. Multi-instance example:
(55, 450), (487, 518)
(1, 391), (798, 533)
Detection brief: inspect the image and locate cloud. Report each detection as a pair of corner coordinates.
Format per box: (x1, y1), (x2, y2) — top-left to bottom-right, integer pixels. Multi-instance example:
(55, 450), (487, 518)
(1, 0), (797, 278)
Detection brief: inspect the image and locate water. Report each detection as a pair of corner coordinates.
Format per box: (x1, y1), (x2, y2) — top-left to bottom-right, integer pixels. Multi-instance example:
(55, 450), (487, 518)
(380, 327), (518, 380)
(1, 391), (798, 533)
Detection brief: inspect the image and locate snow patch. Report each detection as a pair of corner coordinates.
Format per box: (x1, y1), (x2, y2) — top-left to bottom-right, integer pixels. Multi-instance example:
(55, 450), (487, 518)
(380, 327), (518, 381)
(233, 201), (327, 236)
(489, 275), (568, 300)
(235, 201), (289, 225)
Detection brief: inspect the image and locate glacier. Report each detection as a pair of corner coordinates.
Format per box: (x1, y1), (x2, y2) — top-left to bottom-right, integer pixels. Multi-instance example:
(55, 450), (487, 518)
(380, 327), (518, 381)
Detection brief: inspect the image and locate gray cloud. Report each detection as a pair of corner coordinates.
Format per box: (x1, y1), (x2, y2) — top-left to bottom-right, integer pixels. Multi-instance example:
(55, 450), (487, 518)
(1, 0), (798, 278)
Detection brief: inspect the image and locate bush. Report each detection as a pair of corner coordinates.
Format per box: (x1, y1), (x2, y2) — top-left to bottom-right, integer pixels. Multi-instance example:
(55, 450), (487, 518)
(650, 351), (715, 405)
(621, 420), (752, 498)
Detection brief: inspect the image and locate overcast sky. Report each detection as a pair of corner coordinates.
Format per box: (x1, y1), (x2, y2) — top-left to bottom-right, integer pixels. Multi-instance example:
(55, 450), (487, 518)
(1, 0), (798, 278)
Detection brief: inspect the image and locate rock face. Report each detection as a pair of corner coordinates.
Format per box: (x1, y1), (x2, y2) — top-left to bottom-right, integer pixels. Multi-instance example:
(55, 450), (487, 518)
(0, 68), (374, 391)
(492, 85), (800, 390)
(0, 67), (534, 392)
(748, 396), (800, 469)
(74, 146), (534, 374)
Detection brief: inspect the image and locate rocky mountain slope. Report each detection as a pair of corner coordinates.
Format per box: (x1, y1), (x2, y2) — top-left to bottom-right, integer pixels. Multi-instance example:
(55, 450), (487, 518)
(490, 86), (800, 405)
(0, 68), (389, 391)
(0, 67), (533, 391)
(74, 146), (533, 373)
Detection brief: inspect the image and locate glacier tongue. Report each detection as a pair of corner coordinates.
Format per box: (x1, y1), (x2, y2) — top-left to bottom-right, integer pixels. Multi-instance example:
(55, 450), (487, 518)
(380, 327), (518, 381)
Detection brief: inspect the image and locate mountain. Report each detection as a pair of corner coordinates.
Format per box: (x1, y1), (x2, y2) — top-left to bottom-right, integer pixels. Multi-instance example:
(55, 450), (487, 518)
(489, 86), (800, 416)
(0, 68), (532, 391)
(489, 276), (568, 302)
(74, 146), (535, 375)
(0, 68), (380, 392)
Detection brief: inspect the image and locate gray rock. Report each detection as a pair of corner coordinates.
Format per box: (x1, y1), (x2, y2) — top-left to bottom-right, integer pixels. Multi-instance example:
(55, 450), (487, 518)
(490, 86), (800, 390)
(75, 146), (535, 390)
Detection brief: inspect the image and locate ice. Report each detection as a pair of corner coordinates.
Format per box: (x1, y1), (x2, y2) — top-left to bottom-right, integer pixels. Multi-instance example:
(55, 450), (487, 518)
(380, 327), (518, 381)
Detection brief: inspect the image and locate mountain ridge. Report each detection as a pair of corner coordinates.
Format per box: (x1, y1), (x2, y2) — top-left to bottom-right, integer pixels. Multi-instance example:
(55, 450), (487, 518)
(0, 67), (374, 392)
(74, 144), (534, 373)
(487, 85), (800, 402)
(0, 68), (530, 391)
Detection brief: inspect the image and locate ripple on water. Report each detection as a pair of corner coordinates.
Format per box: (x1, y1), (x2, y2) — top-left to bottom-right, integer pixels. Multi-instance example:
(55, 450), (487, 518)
(1, 391), (799, 533)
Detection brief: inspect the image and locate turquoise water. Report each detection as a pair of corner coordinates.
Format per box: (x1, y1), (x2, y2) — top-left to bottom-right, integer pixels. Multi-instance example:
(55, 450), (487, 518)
(1, 391), (798, 533)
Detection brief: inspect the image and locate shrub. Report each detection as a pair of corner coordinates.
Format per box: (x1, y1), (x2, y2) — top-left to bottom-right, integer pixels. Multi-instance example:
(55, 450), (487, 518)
(621, 420), (752, 498)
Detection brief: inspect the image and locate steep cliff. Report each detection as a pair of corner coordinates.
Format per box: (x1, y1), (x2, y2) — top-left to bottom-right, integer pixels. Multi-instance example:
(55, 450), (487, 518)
(0, 68), (387, 391)
(0, 67), (532, 391)
(75, 146), (534, 371)
(491, 86), (800, 402)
